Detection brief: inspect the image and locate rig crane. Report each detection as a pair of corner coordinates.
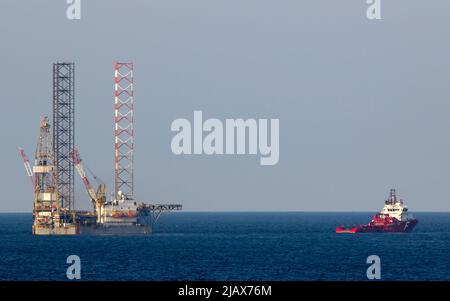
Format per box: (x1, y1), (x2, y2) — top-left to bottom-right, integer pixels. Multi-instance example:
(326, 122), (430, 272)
(70, 148), (106, 222)
(18, 147), (35, 190)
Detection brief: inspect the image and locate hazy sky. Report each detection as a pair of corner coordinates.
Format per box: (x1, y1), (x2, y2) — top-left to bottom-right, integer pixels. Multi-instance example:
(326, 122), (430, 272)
(1, 0), (450, 212)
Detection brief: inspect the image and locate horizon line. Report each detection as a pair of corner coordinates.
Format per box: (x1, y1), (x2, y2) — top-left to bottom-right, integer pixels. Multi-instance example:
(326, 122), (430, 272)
(1, 210), (449, 214)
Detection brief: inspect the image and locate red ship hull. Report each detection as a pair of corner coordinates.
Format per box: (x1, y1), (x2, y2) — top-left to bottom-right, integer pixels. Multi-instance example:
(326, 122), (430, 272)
(336, 217), (418, 233)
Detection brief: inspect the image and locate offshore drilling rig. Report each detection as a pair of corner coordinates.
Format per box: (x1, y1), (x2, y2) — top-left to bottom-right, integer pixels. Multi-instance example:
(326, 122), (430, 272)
(19, 62), (181, 235)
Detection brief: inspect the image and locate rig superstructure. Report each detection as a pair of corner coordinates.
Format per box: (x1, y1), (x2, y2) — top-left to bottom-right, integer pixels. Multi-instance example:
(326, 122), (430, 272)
(19, 62), (181, 235)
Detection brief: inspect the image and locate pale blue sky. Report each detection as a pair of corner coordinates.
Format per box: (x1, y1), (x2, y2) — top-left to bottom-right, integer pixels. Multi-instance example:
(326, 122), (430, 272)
(1, 0), (450, 212)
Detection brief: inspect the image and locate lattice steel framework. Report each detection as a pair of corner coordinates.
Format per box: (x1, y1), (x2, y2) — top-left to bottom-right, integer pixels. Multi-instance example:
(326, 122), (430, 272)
(114, 62), (134, 200)
(35, 116), (56, 200)
(53, 63), (75, 210)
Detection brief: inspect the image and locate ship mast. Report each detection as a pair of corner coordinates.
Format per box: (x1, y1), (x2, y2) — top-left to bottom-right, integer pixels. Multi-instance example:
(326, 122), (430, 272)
(390, 189), (396, 202)
(385, 188), (397, 205)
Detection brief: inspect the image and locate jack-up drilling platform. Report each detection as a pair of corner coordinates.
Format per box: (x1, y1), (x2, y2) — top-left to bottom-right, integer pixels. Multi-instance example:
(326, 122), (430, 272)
(19, 62), (181, 235)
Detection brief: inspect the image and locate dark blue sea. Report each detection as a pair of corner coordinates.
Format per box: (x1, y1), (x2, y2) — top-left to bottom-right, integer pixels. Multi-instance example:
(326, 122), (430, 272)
(0, 212), (449, 280)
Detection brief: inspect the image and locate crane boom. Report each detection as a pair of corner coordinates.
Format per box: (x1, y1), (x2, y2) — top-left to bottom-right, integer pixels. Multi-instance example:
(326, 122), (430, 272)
(70, 148), (107, 223)
(18, 147), (35, 190)
(71, 148), (97, 205)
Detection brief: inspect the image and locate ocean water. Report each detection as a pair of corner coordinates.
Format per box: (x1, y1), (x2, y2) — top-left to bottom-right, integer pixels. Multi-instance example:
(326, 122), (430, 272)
(0, 212), (449, 280)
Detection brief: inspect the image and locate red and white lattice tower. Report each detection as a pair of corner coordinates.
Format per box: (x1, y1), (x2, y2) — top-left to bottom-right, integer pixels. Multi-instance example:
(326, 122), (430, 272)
(114, 62), (134, 200)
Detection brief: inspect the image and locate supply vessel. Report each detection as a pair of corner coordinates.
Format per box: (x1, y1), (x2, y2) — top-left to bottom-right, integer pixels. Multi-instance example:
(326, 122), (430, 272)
(336, 189), (418, 233)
